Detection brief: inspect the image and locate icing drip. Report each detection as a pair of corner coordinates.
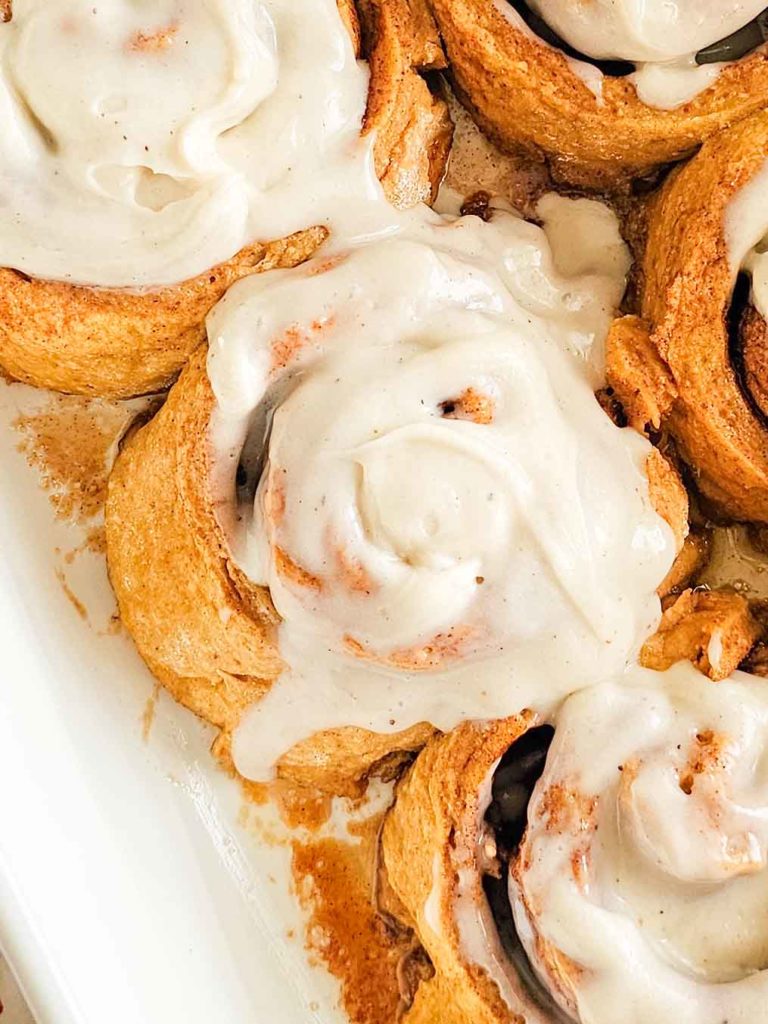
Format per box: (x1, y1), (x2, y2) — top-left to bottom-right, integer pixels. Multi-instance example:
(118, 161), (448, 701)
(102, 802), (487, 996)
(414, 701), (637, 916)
(528, 0), (766, 64)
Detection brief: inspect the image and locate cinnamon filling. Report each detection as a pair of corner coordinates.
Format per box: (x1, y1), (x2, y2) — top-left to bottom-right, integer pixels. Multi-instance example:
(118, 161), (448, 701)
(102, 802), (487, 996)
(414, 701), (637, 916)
(508, 1), (768, 72)
(483, 725), (573, 1022)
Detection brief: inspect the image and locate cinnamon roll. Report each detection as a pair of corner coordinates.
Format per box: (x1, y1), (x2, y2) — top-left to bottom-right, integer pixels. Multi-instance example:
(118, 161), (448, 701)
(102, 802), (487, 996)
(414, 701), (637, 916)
(383, 660), (768, 1023)
(427, 0), (768, 188)
(0, 0), (450, 397)
(607, 110), (768, 522)
(106, 201), (683, 795)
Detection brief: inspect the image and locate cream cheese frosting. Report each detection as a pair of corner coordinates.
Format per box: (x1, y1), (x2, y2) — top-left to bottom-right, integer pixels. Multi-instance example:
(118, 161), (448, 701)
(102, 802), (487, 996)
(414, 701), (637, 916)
(725, 162), (768, 320)
(524, 0), (767, 109)
(510, 662), (768, 1024)
(0, 0), (382, 288)
(203, 203), (675, 781)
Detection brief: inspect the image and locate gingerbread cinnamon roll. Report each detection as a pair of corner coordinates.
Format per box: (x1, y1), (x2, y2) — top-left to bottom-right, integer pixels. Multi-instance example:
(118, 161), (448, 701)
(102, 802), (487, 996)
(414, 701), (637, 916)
(427, 0), (768, 188)
(383, 660), (768, 1023)
(106, 200), (683, 795)
(0, 0), (450, 397)
(607, 110), (768, 522)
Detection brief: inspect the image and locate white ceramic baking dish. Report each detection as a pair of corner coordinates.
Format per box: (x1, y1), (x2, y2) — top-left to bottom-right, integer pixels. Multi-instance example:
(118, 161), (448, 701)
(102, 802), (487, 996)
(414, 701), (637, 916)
(0, 379), (346, 1024)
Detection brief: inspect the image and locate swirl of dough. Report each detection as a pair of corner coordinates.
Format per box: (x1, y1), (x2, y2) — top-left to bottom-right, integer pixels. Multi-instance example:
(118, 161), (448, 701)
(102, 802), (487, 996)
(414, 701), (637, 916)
(607, 111), (768, 523)
(510, 662), (768, 1024)
(381, 661), (768, 1024)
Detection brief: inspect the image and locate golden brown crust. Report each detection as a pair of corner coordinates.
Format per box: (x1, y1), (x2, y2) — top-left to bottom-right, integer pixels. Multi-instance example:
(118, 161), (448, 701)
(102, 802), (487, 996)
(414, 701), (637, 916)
(276, 722), (436, 797)
(361, 0), (453, 208)
(605, 315), (677, 435)
(636, 111), (768, 522)
(106, 351), (436, 795)
(106, 348), (282, 731)
(0, 0), (451, 399)
(739, 302), (768, 420)
(381, 717), (538, 1024)
(427, 0), (768, 188)
(403, 972), (483, 1024)
(640, 587), (762, 681)
(0, 231), (326, 400)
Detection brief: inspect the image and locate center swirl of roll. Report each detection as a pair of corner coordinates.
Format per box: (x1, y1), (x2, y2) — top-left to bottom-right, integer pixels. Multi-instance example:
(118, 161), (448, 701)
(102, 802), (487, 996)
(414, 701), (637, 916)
(258, 330), (608, 667)
(213, 228), (668, 672)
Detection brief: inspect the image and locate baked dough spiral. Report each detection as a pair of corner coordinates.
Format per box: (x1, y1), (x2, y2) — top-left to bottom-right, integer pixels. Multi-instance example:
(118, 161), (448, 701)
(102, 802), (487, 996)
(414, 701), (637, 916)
(0, 0), (450, 397)
(106, 205), (684, 795)
(383, 660), (768, 1024)
(607, 110), (768, 523)
(426, 0), (768, 188)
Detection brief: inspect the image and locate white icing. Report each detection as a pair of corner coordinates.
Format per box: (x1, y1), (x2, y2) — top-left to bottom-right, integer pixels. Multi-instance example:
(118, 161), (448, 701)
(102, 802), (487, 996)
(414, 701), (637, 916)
(511, 662), (768, 1024)
(0, 0), (389, 288)
(529, 0), (766, 64)
(203, 208), (674, 781)
(725, 160), (768, 320)
(511, 0), (765, 110)
(630, 59), (725, 110)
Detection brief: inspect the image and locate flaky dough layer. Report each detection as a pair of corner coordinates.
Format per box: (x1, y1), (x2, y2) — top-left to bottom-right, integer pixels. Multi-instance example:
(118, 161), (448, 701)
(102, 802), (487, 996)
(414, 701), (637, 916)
(607, 111), (768, 522)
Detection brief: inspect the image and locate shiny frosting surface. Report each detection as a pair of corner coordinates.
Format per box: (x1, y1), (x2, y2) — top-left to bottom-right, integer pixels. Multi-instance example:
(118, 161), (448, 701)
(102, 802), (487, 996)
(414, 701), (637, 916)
(204, 201), (676, 780)
(0, 0), (376, 287)
(523, 0), (767, 108)
(511, 662), (768, 1024)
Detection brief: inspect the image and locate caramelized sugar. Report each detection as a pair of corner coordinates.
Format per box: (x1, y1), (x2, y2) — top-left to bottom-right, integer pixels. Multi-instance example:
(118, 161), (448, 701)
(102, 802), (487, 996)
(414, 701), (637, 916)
(14, 395), (131, 524)
(292, 810), (415, 1024)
